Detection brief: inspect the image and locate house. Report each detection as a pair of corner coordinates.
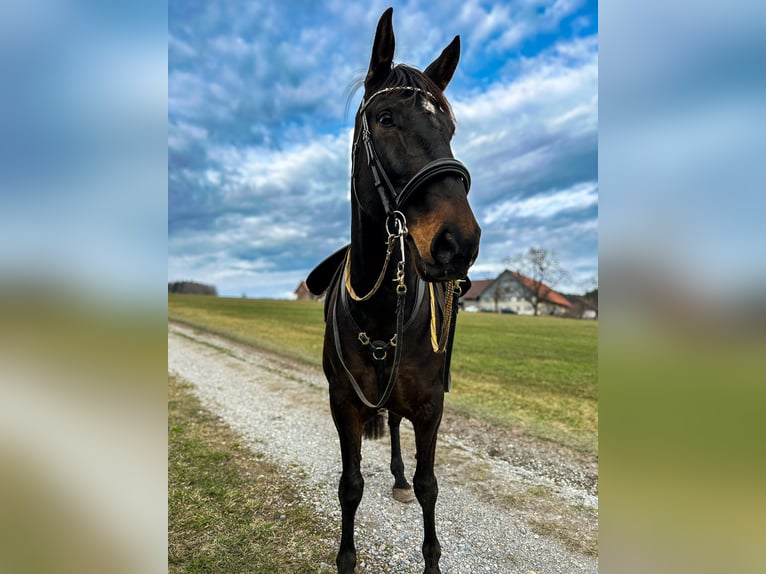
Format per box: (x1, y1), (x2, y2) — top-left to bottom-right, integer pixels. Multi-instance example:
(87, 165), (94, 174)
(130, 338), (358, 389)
(294, 280), (323, 301)
(564, 293), (598, 319)
(461, 270), (572, 316)
(461, 279), (494, 309)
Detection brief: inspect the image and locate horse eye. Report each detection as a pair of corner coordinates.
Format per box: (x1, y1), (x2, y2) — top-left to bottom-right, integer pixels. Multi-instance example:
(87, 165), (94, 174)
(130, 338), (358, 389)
(377, 111), (394, 127)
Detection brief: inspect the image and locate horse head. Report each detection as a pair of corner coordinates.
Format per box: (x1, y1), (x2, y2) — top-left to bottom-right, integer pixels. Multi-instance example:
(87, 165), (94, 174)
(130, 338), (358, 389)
(351, 7), (481, 283)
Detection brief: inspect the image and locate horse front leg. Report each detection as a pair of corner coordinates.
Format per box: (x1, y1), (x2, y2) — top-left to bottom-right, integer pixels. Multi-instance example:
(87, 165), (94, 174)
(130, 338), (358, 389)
(331, 402), (364, 574)
(413, 398), (444, 574)
(388, 411), (415, 503)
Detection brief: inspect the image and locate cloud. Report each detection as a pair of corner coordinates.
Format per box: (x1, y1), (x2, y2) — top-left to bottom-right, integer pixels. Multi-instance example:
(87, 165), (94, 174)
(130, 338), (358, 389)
(168, 129), (354, 295)
(484, 182), (597, 223)
(168, 1), (598, 296)
(455, 0), (586, 58)
(168, 121), (207, 151)
(441, 34), (598, 290)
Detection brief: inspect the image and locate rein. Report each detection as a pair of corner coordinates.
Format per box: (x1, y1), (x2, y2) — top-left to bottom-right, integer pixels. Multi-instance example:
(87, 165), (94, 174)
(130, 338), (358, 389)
(334, 85), (470, 408)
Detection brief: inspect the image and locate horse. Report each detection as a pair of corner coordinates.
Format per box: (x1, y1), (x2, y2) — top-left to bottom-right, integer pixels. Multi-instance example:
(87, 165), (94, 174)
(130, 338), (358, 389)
(306, 8), (481, 573)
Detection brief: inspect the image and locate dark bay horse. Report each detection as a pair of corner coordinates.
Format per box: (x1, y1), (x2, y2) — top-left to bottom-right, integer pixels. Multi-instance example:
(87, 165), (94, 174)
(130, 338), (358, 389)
(306, 8), (480, 573)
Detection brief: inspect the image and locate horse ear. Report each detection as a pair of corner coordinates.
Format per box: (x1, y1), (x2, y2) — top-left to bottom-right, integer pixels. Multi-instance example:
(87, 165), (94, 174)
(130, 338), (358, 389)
(424, 35), (460, 91)
(365, 7), (395, 89)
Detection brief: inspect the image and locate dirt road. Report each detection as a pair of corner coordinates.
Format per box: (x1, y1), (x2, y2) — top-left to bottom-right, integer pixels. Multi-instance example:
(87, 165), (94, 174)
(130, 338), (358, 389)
(168, 322), (598, 573)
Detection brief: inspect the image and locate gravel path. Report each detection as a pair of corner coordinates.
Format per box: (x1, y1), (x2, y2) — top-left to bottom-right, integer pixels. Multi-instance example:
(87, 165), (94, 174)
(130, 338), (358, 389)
(168, 322), (598, 574)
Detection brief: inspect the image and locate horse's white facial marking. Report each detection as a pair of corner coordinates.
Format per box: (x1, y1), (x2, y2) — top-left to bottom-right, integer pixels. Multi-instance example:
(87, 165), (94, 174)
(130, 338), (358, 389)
(422, 98), (437, 115)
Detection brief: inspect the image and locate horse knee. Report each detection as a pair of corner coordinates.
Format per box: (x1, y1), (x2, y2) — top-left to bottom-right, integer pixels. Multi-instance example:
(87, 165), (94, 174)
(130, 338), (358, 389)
(339, 471), (364, 507)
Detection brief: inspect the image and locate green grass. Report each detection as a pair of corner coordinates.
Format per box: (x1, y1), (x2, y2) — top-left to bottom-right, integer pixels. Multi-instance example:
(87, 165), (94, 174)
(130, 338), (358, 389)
(169, 294), (597, 456)
(169, 296), (326, 365)
(448, 311), (597, 454)
(168, 375), (334, 573)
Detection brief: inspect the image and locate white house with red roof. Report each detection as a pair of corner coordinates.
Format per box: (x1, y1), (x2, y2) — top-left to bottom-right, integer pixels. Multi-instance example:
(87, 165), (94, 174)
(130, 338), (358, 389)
(461, 270), (573, 316)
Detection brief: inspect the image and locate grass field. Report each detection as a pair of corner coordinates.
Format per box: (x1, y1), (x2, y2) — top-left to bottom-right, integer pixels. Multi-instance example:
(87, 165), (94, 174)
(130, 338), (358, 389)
(169, 294), (597, 456)
(168, 375), (335, 572)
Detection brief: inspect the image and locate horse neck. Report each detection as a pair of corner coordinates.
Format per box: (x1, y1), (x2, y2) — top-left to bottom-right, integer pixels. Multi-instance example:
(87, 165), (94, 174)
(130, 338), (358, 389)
(349, 203), (390, 290)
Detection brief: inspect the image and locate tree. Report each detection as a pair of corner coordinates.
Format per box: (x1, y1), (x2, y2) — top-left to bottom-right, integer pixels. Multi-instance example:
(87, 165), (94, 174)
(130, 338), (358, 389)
(506, 247), (569, 316)
(168, 281), (218, 296)
(582, 277), (598, 317)
(488, 280), (504, 313)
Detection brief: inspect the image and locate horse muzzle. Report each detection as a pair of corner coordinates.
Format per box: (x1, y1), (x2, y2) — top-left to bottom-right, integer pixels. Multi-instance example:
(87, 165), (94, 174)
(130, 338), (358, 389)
(410, 220), (481, 281)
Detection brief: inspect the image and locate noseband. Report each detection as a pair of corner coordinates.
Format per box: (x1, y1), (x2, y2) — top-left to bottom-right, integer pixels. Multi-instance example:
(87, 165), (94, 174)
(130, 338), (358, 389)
(353, 86), (471, 216)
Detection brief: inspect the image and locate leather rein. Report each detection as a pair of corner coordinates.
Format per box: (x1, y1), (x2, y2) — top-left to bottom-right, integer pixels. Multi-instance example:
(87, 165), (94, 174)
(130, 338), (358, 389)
(332, 86), (470, 409)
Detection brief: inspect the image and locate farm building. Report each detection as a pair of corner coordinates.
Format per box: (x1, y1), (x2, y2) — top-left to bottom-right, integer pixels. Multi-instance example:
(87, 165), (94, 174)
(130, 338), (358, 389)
(563, 293), (598, 319)
(294, 280), (323, 301)
(461, 270), (573, 316)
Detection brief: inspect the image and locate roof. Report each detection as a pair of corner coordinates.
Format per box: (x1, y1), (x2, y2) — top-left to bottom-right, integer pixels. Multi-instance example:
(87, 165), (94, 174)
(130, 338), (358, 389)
(508, 271), (572, 307)
(461, 271), (572, 308)
(461, 279), (494, 300)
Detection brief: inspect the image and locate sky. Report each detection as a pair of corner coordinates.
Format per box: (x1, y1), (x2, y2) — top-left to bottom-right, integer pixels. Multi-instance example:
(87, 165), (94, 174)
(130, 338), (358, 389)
(169, 0), (598, 298)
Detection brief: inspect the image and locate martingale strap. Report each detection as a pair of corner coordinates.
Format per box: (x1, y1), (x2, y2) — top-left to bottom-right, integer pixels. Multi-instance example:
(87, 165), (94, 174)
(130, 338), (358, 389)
(331, 280), (407, 410)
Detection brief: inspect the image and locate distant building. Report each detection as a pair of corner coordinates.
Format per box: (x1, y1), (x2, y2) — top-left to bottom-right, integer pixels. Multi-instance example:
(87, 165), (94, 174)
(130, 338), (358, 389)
(461, 270), (572, 316)
(294, 280), (323, 301)
(563, 294), (598, 319)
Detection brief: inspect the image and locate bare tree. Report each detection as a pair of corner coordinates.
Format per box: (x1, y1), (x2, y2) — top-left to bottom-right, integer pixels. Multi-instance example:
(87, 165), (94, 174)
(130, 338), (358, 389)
(583, 275), (598, 316)
(508, 247), (569, 316)
(489, 280), (505, 313)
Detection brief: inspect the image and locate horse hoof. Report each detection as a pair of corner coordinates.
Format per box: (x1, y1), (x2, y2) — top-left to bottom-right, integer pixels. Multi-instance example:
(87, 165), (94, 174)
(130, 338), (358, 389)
(392, 487), (415, 503)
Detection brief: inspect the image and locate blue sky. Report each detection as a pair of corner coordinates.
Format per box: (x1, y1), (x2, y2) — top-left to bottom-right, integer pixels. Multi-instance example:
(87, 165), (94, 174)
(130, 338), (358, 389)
(169, 0), (598, 298)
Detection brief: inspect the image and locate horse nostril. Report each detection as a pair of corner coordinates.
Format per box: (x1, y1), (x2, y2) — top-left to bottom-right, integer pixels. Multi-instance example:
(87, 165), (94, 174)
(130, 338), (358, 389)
(432, 228), (458, 265)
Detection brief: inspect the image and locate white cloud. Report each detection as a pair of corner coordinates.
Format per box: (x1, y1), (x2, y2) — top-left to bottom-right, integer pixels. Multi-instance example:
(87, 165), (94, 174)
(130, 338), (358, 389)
(168, 71), (207, 120)
(168, 121), (207, 151)
(453, 37), (598, 145)
(170, 214), (310, 254)
(206, 130), (352, 205)
(456, 0), (585, 55)
(169, 33), (196, 58)
(168, 2), (598, 297)
(484, 182), (598, 223)
(209, 35), (251, 58)
(450, 35), (598, 209)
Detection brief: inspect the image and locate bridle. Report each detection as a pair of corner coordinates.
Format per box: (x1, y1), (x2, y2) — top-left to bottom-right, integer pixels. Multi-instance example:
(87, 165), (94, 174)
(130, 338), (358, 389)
(352, 86), (472, 218)
(346, 84), (472, 303)
(332, 85), (469, 409)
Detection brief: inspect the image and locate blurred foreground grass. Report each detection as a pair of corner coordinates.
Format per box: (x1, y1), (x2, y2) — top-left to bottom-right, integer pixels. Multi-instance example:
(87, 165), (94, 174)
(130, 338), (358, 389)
(0, 291), (167, 574)
(600, 315), (766, 573)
